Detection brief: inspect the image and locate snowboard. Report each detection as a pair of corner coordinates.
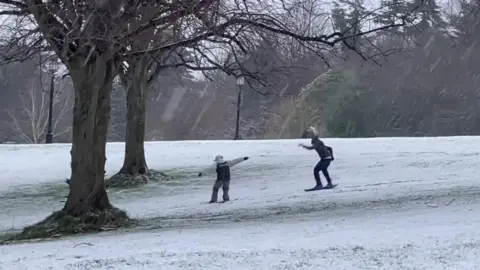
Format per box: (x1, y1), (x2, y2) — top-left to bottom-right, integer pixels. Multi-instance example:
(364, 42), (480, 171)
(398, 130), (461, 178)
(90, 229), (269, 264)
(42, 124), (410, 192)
(204, 199), (238, 204)
(218, 200), (232, 203)
(304, 184), (338, 192)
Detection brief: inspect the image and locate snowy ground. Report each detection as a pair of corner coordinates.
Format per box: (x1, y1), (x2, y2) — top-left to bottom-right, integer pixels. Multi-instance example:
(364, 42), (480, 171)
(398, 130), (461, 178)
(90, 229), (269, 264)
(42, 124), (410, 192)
(1, 137), (480, 269)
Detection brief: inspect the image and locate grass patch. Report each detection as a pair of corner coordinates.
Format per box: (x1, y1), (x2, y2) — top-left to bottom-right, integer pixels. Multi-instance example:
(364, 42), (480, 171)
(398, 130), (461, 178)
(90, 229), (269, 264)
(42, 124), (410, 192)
(105, 168), (201, 189)
(0, 230), (19, 243)
(1, 207), (135, 244)
(1, 182), (67, 201)
(151, 168), (200, 180)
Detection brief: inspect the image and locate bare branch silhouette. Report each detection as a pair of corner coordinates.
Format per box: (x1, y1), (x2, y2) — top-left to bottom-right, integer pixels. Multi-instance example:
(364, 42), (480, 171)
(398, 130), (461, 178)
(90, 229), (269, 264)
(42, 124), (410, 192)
(5, 77), (72, 143)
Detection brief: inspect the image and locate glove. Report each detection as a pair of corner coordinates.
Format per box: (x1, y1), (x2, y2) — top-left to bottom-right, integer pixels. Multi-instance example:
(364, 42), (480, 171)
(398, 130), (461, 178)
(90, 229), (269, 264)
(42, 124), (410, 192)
(244, 157), (249, 160)
(198, 173), (203, 177)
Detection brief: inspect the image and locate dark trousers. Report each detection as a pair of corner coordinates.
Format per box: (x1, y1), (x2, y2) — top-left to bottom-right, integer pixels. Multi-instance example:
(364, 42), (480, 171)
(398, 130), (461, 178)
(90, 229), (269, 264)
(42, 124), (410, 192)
(313, 159), (332, 186)
(210, 180), (230, 202)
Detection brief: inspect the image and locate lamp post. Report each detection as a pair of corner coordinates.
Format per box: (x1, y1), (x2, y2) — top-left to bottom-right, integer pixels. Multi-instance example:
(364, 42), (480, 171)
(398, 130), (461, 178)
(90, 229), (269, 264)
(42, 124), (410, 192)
(234, 76), (244, 140)
(45, 69), (55, 144)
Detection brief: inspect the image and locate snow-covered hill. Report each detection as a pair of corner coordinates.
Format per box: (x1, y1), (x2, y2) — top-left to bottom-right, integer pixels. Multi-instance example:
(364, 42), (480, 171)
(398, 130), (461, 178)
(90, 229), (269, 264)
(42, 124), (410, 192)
(1, 137), (480, 269)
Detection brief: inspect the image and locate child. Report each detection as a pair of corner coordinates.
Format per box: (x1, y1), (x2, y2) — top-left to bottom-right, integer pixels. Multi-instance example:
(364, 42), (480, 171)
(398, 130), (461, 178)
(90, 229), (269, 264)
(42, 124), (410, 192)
(200, 155), (248, 203)
(197, 155), (249, 177)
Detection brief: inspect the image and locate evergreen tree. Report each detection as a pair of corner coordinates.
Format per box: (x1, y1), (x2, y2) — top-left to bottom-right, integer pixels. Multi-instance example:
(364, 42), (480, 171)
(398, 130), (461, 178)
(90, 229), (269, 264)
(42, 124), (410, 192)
(374, 0), (409, 37)
(331, 0), (368, 52)
(405, 0), (446, 36)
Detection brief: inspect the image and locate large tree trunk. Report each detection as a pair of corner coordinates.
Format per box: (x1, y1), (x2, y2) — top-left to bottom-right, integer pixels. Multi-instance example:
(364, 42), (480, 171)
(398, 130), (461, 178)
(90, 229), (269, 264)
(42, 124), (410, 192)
(63, 57), (117, 216)
(106, 59), (151, 188)
(119, 80), (148, 175)
(117, 56), (151, 176)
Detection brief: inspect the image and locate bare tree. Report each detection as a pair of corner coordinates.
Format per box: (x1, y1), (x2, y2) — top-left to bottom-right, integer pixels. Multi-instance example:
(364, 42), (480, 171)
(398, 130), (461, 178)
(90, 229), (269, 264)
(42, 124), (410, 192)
(5, 76), (71, 143)
(109, 23), (181, 187)
(0, 0), (422, 236)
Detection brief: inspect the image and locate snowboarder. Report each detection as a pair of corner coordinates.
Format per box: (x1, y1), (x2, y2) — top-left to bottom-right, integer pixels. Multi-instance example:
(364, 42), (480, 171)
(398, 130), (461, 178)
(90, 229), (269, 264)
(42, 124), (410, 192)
(298, 128), (334, 189)
(199, 155), (249, 203)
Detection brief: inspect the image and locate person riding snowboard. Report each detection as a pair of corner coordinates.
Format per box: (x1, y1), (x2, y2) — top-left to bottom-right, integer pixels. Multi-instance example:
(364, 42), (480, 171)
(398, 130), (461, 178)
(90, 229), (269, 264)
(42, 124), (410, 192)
(201, 155), (249, 203)
(298, 127), (334, 189)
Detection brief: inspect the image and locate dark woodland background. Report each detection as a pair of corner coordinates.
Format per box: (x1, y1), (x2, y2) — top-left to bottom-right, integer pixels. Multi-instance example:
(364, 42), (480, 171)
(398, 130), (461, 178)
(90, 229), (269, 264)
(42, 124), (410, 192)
(1, 0), (479, 143)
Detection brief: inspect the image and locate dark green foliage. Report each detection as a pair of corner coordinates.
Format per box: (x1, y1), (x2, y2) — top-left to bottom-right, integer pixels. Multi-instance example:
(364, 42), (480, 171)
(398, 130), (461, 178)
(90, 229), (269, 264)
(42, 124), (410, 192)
(282, 70), (375, 138)
(319, 71), (374, 137)
(326, 84), (374, 138)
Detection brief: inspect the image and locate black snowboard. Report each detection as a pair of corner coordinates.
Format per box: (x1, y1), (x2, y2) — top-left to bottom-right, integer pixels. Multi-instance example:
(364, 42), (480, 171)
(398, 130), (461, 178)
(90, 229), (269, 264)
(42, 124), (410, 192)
(304, 184), (338, 192)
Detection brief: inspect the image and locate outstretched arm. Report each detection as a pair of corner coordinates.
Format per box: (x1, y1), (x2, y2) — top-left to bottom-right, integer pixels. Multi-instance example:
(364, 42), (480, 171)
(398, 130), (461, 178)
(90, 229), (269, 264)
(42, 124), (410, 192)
(198, 157), (250, 177)
(197, 163), (217, 177)
(298, 143), (315, 150)
(227, 156), (249, 167)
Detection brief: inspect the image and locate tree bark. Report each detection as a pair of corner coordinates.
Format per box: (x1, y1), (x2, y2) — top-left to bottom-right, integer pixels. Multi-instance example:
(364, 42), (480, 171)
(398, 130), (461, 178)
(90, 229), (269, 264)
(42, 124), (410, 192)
(115, 57), (151, 179)
(63, 56), (117, 216)
(118, 80), (148, 176)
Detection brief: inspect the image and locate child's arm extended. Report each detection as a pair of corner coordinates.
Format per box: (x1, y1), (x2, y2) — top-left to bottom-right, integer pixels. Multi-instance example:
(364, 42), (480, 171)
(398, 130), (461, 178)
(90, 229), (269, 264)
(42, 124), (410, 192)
(197, 163), (217, 177)
(227, 156), (249, 167)
(198, 157), (249, 177)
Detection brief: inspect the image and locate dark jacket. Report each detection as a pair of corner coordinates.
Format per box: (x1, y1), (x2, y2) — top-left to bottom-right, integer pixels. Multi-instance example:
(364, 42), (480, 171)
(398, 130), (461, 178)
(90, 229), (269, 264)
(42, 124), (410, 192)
(309, 137), (334, 160)
(216, 161), (231, 181)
